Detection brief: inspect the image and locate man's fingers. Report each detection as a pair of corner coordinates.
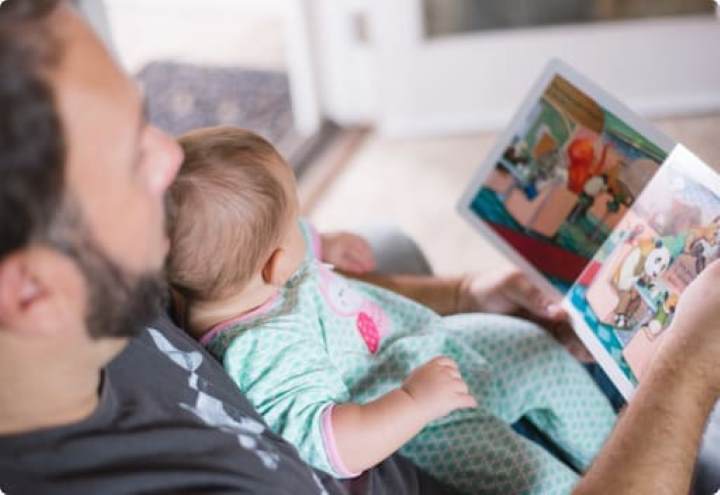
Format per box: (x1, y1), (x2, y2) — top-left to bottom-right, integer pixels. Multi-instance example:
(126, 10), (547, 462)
(545, 303), (568, 321)
(542, 320), (594, 362)
(506, 274), (566, 320)
(502, 283), (545, 315)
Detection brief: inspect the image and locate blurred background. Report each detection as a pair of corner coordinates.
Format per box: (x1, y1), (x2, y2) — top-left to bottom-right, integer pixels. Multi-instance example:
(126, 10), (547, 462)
(76, 0), (720, 276)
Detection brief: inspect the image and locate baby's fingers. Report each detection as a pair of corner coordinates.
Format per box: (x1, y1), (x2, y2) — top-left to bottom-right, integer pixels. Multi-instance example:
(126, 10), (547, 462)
(452, 392), (478, 410)
(448, 368), (463, 381)
(346, 242), (376, 272)
(432, 356), (459, 370)
(338, 253), (369, 274)
(450, 376), (470, 395)
(356, 243), (377, 271)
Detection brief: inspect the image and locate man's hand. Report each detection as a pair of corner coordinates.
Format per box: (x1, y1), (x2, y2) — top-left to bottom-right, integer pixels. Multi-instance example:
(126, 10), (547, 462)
(320, 232), (376, 274)
(457, 267), (565, 320)
(457, 267), (594, 362)
(574, 260), (720, 495)
(401, 356), (477, 422)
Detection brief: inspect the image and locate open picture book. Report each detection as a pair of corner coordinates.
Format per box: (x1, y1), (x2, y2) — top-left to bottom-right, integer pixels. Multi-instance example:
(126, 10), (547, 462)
(458, 59), (720, 399)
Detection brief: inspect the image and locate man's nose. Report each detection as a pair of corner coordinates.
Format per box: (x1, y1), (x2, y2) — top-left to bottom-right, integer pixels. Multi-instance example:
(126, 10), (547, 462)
(148, 126), (183, 195)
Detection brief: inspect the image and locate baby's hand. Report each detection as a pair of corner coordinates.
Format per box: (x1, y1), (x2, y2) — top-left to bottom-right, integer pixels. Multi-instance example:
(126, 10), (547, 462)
(320, 231), (376, 274)
(401, 356), (477, 422)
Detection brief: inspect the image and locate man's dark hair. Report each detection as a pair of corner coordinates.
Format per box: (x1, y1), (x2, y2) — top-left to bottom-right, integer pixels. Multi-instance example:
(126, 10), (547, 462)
(0, 1), (165, 340)
(0, 0), (65, 261)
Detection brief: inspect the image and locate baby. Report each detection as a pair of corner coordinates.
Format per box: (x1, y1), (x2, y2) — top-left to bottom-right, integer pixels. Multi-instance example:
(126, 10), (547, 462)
(166, 126), (616, 495)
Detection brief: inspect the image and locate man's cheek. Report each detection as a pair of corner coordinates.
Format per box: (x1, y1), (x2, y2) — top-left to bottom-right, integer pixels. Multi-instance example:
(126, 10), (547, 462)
(52, 256), (91, 329)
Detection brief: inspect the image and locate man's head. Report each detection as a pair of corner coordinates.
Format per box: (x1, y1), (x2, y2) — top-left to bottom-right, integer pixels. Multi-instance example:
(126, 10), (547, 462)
(0, 1), (182, 367)
(167, 126), (302, 305)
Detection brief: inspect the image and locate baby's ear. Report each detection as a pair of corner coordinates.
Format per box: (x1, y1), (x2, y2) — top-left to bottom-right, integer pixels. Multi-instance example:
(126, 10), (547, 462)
(261, 248), (293, 287)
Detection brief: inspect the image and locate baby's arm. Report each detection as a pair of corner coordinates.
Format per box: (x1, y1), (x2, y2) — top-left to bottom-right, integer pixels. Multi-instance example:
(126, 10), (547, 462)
(319, 231), (376, 274)
(331, 356), (476, 474)
(301, 220), (375, 274)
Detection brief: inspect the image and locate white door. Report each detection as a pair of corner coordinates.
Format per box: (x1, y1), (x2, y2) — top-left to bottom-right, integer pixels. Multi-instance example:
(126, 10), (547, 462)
(363, 0), (720, 137)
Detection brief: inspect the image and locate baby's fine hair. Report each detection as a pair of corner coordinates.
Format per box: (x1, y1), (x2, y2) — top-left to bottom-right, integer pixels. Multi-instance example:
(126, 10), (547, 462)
(167, 126), (289, 301)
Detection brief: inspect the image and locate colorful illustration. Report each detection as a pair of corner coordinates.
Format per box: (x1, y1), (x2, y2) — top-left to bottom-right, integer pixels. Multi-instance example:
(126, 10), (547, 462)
(458, 62), (720, 397)
(470, 75), (667, 292)
(567, 148), (720, 385)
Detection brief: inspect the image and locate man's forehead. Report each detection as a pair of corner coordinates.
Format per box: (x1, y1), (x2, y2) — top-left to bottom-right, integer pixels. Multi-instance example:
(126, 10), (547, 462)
(50, 5), (139, 116)
(47, 3), (143, 204)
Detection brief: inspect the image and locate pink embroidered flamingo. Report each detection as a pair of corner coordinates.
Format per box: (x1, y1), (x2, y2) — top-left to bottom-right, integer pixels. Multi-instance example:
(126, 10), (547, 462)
(317, 265), (389, 354)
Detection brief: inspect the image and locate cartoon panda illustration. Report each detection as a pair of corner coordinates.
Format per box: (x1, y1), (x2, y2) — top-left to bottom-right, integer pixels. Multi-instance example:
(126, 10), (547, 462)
(611, 238), (672, 329)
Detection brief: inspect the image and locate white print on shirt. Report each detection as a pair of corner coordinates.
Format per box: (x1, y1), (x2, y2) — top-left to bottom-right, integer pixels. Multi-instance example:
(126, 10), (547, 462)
(312, 471), (330, 495)
(147, 328), (280, 470)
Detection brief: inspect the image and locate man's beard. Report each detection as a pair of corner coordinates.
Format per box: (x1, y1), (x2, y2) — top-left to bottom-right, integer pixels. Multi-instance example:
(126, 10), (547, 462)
(77, 240), (167, 340)
(47, 202), (167, 340)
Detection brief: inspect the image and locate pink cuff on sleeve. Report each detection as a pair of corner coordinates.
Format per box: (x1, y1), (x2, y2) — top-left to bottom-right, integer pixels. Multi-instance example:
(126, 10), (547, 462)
(321, 405), (362, 478)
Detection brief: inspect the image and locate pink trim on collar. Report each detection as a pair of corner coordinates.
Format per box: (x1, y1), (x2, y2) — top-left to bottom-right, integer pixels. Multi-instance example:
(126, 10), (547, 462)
(307, 222), (323, 260)
(199, 292), (280, 346)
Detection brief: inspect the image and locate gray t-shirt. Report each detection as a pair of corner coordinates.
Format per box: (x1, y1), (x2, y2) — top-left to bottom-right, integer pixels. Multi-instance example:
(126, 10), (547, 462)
(0, 314), (456, 495)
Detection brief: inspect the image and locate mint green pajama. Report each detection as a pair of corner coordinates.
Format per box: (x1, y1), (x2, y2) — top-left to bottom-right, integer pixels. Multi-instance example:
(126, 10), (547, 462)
(204, 221), (616, 495)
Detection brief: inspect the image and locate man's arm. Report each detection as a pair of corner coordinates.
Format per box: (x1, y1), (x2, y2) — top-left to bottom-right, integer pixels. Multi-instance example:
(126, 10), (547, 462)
(346, 272), (461, 315)
(346, 267), (563, 319)
(345, 269), (594, 359)
(575, 261), (720, 494)
(574, 355), (715, 494)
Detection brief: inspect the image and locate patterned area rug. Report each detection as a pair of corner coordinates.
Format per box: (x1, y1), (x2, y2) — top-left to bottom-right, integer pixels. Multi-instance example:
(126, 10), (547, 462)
(136, 61), (308, 169)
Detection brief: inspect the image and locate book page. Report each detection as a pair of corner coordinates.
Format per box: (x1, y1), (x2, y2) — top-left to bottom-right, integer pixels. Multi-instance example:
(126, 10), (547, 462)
(459, 60), (673, 298)
(564, 145), (720, 399)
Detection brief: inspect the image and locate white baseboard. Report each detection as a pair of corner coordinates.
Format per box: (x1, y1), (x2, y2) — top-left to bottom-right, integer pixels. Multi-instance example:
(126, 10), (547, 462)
(378, 92), (720, 139)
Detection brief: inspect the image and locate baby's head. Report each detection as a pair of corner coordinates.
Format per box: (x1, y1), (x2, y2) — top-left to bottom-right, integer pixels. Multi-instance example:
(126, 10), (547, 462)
(166, 126), (305, 306)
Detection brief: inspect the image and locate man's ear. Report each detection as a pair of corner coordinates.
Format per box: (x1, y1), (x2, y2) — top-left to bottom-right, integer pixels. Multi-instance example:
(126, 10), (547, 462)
(261, 248), (293, 287)
(0, 249), (79, 337)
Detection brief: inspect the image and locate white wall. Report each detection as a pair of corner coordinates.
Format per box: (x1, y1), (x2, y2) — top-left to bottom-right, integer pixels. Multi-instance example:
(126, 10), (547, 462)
(302, 0), (378, 126)
(103, 0), (288, 73)
(372, 15), (720, 137)
(307, 0), (720, 137)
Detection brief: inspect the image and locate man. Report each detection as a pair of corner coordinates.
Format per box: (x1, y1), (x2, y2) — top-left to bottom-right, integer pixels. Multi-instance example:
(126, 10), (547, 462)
(0, 1), (718, 494)
(0, 1), (457, 493)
